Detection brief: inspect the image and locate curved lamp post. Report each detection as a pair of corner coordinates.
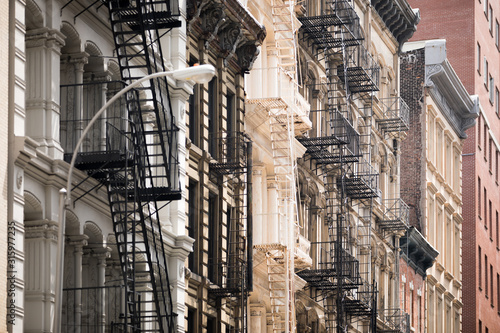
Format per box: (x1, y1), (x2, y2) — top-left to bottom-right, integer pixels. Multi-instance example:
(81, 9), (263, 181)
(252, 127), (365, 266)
(54, 64), (216, 332)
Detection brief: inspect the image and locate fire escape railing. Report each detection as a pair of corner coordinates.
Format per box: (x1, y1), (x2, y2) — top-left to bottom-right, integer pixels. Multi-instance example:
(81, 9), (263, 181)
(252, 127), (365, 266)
(376, 97), (410, 133)
(379, 308), (411, 333)
(379, 198), (410, 232)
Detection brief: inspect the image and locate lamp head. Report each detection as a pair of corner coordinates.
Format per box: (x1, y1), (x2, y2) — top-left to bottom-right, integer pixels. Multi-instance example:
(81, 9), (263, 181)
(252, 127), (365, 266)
(171, 64), (216, 84)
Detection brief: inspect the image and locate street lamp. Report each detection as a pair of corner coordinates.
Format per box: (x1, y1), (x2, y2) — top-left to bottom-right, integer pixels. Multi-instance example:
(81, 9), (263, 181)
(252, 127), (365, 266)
(54, 64), (216, 332)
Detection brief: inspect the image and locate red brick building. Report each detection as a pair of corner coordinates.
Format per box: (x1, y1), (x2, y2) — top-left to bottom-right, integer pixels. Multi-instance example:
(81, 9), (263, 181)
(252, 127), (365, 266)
(407, 1), (500, 332)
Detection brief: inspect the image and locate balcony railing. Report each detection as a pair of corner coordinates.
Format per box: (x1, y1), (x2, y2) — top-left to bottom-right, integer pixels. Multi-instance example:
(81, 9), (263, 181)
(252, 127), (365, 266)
(379, 198), (410, 231)
(338, 44), (380, 93)
(340, 156), (379, 199)
(379, 308), (410, 333)
(209, 132), (251, 175)
(376, 97), (410, 133)
(60, 81), (129, 159)
(62, 285), (166, 332)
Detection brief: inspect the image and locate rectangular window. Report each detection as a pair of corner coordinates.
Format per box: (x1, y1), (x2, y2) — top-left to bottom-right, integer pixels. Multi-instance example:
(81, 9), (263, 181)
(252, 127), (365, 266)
(485, 58), (489, 87)
(208, 192), (218, 283)
(495, 88), (499, 116)
(187, 307), (197, 333)
(480, 246), (482, 289)
(480, 320), (482, 333)
(489, 140), (493, 170)
(478, 43), (482, 73)
(188, 180), (198, 274)
(207, 316), (216, 333)
(479, 116), (482, 148)
(497, 210), (499, 248)
(497, 273), (500, 309)
(490, 264), (493, 303)
(485, 188), (488, 227)
(490, 76), (495, 101)
(496, 150), (499, 182)
(490, 6), (494, 32)
(496, 20), (499, 48)
(479, 177), (482, 217)
(486, 255), (489, 296)
(485, 0), (488, 15)
(485, 125), (488, 157)
(188, 57), (199, 146)
(490, 200), (493, 239)
(208, 78), (217, 156)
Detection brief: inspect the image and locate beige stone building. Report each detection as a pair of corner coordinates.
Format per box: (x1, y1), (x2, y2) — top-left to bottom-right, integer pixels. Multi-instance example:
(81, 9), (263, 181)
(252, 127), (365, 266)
(400, 39), (479, 332)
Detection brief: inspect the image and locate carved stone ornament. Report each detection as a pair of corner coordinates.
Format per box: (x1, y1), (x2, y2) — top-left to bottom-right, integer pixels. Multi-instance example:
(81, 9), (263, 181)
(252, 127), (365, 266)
(236, 43), (259, 74)
(200, 3), (224, 37)
(425, 64), (444, 87)
(219, 23), (242, 56)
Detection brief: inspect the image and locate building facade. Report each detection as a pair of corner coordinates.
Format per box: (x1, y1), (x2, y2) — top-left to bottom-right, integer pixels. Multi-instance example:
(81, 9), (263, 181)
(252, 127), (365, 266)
(406, 1), (500, 332)
(400, 39), (479, 333)
(8, 0), (195, 332)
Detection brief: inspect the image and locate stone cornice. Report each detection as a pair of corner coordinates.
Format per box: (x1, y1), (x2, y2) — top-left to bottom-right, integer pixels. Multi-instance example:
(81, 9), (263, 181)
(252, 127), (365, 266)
(371, 0), (420, 51)
(187, 0), (266, 74)
(404, 40), (479, 138)
(400, 226), (438, 277)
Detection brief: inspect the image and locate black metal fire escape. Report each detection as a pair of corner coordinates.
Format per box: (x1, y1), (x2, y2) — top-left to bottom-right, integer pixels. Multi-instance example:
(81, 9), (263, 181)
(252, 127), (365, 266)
(63, 0), (183, 331)
(208, 132), (252, 333)
(297, 0), (380, 332)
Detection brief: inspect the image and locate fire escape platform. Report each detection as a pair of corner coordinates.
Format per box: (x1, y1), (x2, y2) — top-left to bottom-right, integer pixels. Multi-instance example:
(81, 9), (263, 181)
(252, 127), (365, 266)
(246, 97), (312, 134)
(109, 6), (182, 30)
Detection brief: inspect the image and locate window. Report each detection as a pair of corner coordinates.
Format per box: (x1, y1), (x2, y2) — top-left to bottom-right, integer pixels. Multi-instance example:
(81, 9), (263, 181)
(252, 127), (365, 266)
(490, 76), (495, 101)
(486, 255), (488, 296)
(485, 125), (488, 156)
(490, 264), (493, 304)
(495, 88), (499, 116)
(490, 140), (493, 170)
(497, 210), (499, 248)
(479, 115), (482, 148)
(497, 273), (500, 309)
(496, 150), (499, 182)
(496, 20), (499, 48)
(485, 188), (488, 226)
(208, 77), (217, 156)
(490, 6), (494, 33)
(479, 177), (482, 218)
(188, 180), (199, 274)
(490, 200), (493, 239)
(479, 320), (482, 333)
(208, 192), (219, 283)
(478, 43), (482, 73)
(188, 58), (200, 146)
(480, 246), (482, 289)
(485, 58), (489, 87)
(187, 307), (197, 333)
(485, 0), (488, 16)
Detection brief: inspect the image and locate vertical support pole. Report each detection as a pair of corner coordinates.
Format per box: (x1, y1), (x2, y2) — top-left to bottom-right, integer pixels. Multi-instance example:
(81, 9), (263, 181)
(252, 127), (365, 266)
(247, 141), (253, 291)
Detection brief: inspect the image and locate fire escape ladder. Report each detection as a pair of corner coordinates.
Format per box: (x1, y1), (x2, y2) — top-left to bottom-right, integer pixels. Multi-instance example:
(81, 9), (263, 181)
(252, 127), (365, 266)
(265, 247), (294, 333)
(208, 132), (251, 333)
(103, 0), (182, 331)
(268, 106), (296, 333)
(271, 0), (298, 79)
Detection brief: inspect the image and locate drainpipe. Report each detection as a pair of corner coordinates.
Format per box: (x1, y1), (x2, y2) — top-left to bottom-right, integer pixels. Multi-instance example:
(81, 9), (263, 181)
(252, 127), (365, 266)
(247, 141), (253, 291)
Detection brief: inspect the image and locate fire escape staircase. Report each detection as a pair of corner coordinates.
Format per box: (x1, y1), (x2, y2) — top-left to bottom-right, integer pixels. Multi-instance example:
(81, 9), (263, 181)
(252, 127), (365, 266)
(208, 132), (251, 333)
(65, 1), (183, 331)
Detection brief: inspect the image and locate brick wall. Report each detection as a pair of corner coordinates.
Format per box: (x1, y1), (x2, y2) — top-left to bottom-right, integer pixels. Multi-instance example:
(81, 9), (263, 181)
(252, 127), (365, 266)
(400, 48), (426, 234)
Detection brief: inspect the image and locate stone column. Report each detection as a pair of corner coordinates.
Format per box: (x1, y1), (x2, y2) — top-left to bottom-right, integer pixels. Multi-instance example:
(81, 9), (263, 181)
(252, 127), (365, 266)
(252, 166), (264, 245)
(25, 28), (65, 159)
(69, 235), (88, 333)
(94, 249), (110, 333)
(24, 221), (59, 332)
(267, 180), (279, 244)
